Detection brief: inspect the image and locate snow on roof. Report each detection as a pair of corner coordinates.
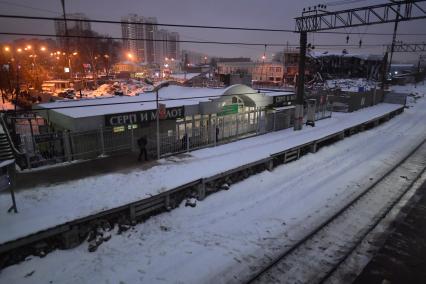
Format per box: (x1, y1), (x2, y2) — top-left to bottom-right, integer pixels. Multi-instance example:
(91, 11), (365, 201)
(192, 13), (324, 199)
(262, 91), (295, 97)
(170, 73), (201, 80)
(35, 85), (228, 118)
(309, 51), (383, 61)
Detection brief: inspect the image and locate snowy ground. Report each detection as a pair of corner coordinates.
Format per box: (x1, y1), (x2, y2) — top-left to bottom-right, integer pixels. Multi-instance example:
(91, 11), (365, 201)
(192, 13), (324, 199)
(253, 141), (426, 283)
(0, 103), (403, 245)
(0, 84), (425, 283)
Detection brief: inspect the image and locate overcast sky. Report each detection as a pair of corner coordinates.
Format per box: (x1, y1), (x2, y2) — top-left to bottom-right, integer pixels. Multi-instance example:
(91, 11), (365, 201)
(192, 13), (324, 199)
(1, 0), (425, 62)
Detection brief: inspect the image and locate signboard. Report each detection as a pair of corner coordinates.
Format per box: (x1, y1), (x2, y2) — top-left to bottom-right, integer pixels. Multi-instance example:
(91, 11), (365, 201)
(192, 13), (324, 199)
(34, 133), (62, 143)
(218, 104), (238, 116)
(273, 94), (297, 107)
(105, 106), (184, 127)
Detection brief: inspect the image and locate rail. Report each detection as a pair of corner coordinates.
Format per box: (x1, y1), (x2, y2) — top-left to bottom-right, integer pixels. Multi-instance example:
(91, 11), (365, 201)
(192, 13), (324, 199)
(0, 106), (404, 269)
(247, 135), (426, 283)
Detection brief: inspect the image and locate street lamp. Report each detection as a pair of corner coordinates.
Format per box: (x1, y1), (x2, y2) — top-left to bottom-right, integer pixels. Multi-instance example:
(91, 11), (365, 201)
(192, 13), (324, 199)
(4, 46), (10, 52)
(40, 46), (46, 52)
(144, 79), (171, 159)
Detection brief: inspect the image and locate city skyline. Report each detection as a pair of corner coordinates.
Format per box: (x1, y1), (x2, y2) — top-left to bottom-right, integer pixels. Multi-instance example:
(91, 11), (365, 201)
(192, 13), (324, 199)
(1, 0), (425, 62)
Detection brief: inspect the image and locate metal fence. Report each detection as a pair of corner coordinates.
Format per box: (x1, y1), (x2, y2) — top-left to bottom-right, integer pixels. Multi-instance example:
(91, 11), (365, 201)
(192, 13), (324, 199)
(16, 105), (332, 169)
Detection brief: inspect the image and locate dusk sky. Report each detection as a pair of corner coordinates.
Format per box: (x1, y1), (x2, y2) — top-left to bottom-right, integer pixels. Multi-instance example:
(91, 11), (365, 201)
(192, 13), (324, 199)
(1, 0), (425, 62)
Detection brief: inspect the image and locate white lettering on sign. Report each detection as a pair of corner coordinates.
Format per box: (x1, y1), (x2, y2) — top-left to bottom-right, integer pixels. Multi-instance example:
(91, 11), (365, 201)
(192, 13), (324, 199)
(109, 113), (137, 126)
(105, 107), (184, 126)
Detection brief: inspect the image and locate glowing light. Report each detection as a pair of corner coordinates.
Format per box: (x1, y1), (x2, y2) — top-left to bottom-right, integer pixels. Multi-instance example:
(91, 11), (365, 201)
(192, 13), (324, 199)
(17, 48), (22, 53)
(40, 46), (46, 51)
(4, 46), (10, 52)
(26, 45), (32, 50)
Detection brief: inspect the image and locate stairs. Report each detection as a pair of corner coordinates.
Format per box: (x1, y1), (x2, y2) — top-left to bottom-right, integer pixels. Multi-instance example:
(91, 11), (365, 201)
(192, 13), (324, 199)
(0, 125), (14, 162)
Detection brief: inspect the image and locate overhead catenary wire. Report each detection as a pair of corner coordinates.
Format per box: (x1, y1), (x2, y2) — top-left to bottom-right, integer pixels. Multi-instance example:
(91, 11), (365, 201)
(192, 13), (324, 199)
(0, 1), (59, 15)
(1, 13), (426, 36)
(0, 31), (395, 48)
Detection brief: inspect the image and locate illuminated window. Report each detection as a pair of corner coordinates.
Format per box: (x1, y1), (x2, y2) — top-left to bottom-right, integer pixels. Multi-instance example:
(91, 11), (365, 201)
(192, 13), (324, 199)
(113, 126), (125, 133)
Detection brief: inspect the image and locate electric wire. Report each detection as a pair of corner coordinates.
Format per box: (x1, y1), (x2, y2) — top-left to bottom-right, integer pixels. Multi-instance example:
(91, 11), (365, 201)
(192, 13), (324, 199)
(1, 13), (426, 36)
(0, 31), (396, 48)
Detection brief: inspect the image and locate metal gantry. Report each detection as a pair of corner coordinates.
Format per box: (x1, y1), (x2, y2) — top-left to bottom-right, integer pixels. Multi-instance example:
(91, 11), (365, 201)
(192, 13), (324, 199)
(386, 42), (426, 52)
(295, 0), (426, 33)
(292, 0), (426, 131)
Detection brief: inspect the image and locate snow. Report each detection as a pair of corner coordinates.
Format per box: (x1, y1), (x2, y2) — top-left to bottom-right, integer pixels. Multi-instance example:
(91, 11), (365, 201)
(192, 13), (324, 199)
(254, 142), (426, 283)
(34, 84), (274, 119)
(309, 51), (383, 61)
(34, 85), (226, 118)
(262, 90), (295, 97)
(0, 83), (425, 283)
(0, 159), (14, 168)
(0, 103), (404, 245)
(170, 73), (201, 80)
(326, 78), (378, 92)
(0, 91), (425, 283)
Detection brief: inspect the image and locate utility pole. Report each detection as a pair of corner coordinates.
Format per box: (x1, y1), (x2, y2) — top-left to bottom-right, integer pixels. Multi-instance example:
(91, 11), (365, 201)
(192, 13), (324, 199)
(294, 0), (426, 131)
(388, 2), (401, 75)
(294, 31), (307, 131)
(60, 0), (72, 80)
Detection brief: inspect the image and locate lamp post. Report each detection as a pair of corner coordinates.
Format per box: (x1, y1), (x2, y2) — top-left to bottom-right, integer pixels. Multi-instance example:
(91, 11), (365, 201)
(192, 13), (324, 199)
(145, 79), (170, 159)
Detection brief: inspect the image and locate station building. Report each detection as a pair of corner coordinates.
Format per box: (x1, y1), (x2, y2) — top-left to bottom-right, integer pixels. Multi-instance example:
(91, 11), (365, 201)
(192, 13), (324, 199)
(33, 84), (296, 158)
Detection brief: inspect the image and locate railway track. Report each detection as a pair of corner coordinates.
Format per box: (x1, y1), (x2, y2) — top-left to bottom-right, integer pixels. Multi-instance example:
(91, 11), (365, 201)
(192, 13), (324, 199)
(248, 138), (426, 284)
(0, 106), (405, 270)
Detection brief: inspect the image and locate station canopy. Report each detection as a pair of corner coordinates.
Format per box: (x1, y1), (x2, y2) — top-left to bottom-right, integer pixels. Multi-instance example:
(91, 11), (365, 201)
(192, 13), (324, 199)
(34, 84), (294, 119)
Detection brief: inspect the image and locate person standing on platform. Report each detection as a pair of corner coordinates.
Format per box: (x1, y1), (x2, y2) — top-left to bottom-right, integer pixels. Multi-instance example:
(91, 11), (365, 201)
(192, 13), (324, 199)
(137, 136), (148, 162)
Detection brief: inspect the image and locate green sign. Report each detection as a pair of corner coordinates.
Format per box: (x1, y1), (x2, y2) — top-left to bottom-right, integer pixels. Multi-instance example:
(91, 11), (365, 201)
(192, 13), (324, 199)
(218, 104), (239, 116)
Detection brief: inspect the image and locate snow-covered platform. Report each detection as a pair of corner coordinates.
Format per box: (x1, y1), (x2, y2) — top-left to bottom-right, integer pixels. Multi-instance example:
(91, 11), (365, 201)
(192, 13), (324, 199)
(0, 103), (405, 247)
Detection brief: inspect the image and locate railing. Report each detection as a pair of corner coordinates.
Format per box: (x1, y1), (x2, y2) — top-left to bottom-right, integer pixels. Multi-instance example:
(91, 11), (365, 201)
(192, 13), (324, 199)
(14, 106), (332, 169)
(0, 114), (27, 169)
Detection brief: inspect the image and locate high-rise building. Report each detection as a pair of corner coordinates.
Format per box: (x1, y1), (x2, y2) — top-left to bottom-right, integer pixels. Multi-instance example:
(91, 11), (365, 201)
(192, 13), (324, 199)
(121, 14), (145, 62)
(167, 32), (180, 61)
(143, 17), (157, 64)
(54, 13), (91, 48)
(121, 14), (180, 64)
(154, 29), (168, 64)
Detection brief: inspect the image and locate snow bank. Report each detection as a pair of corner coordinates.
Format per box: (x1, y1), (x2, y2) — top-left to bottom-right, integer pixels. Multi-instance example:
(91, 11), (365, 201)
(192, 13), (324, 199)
(0, 102), (407, 245)
(1, 88), (425, 284)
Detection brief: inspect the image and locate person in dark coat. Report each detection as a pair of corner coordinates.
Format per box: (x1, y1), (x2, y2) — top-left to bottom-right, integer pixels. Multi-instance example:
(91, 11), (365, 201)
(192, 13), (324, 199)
(216, 126), (220, 142)
(181, 133), (188, 150)
(137, 136), (148, 161)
